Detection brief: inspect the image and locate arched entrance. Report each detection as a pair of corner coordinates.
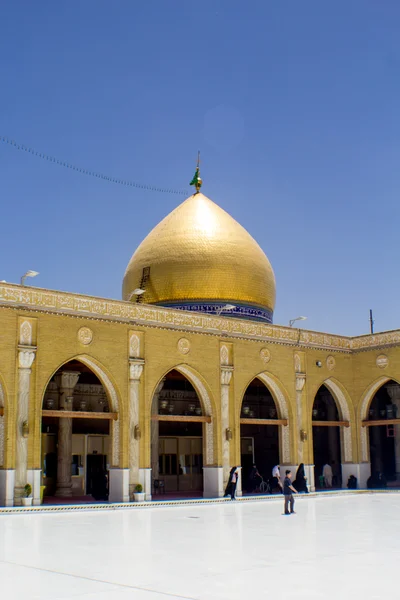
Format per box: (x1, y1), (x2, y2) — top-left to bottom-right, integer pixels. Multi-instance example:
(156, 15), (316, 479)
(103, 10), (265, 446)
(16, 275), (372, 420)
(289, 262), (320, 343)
(240, 377), (287, 493)
(150, 369), (211, 498)
(41, 359), (118, 503)
(312, 385), (348, 488)
(363, 379), (400, 486)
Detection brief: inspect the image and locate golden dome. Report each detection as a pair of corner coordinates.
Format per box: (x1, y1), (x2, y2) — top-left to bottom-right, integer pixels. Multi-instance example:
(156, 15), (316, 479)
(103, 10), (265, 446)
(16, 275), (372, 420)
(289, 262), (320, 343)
(122, 192), (276, 321)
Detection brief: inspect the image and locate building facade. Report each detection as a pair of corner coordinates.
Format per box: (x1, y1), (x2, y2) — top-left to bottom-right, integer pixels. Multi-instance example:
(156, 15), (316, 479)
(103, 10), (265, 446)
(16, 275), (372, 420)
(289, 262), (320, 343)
(1, 189), (399, 506)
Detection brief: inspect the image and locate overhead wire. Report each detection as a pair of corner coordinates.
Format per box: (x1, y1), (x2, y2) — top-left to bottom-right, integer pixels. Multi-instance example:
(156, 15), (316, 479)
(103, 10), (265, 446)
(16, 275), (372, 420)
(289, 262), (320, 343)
(0, 136), (188, 195)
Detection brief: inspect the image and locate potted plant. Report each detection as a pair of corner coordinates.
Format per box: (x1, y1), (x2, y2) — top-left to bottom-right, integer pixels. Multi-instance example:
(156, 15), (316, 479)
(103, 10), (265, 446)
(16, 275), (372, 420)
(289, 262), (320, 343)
(22, 483), (33, 507)
(133, 483), (145, 502)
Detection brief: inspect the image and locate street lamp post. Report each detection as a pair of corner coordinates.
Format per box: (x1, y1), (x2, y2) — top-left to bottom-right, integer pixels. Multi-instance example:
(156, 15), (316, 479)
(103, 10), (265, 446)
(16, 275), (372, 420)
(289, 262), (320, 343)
(216, 304), (236, 317)
(20, 271), (39, 286)
(128, 288), (145, 301)
(289, 316), (307, 328)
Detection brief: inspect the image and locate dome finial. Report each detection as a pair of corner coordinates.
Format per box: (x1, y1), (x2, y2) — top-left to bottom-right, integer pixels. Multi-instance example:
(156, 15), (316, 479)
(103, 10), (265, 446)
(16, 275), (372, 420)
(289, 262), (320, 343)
(189, 151), (202, 193)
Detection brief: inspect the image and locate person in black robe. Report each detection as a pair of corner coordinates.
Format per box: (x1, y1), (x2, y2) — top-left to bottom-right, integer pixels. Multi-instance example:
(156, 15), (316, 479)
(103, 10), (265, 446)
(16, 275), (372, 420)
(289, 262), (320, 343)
(247, 464), (261, 493)
(293, 463), (308, 493)
(376, 472), (387, 489)
(347, 475), (357, 489)
(367, 471), (387, 489)
(92, 469), (108, 501)
(224, 467), (239, 500)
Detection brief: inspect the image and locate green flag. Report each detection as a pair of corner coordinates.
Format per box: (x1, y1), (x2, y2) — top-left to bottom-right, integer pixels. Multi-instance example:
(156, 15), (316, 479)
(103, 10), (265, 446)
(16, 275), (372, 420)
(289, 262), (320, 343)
(190, 167), (200, 187)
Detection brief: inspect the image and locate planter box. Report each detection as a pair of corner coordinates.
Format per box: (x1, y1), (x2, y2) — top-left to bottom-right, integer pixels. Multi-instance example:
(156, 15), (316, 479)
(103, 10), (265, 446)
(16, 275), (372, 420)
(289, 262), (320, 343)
(133, 492), (146, 502)
(21, 497), (33, 507)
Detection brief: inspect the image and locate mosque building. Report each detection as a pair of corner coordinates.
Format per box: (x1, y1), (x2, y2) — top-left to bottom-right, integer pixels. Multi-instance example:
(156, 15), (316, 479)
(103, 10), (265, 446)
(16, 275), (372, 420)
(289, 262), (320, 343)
(0, 169), (400, 506)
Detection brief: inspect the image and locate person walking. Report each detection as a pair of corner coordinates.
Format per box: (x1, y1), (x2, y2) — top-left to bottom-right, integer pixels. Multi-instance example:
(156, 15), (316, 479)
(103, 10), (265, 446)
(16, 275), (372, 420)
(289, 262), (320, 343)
(322, 463), (333, 488)
(293, 463), (308, 493)
(283, 469), (297, 515)
(272, 464), (282, 491)
(248, 464), (261, 493)
(224, 466), (240, 500)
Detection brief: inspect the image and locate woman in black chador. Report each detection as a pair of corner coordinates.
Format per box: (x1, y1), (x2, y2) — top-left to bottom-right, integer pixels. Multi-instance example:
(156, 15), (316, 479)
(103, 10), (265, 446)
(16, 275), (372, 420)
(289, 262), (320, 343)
(293, 463), (308, 493)
(224, 467), (239, 500)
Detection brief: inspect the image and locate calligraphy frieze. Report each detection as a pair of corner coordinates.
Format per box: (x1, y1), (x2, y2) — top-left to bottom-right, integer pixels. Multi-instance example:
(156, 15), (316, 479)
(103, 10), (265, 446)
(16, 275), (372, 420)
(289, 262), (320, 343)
(0, 283), (399, 352)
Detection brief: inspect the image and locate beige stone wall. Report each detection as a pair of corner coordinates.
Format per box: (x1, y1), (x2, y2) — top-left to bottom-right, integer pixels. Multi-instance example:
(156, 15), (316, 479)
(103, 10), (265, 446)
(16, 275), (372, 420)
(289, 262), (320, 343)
(0, 289), (400, 484)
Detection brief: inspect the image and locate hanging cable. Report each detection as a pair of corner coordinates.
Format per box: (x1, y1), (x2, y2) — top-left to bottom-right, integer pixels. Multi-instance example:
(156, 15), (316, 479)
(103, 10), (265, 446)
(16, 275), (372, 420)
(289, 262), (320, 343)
(0, 136), (188, 195)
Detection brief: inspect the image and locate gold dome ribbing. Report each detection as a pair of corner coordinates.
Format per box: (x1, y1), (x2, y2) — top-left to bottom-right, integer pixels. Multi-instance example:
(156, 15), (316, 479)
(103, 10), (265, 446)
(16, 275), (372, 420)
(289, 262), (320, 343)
(122, 192), (276, 313)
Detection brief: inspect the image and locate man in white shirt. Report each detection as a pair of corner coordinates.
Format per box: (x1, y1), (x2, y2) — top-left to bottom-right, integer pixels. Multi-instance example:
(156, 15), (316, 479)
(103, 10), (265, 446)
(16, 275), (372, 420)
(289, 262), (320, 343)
(272, 464), (282, 489)
(323, 463), (333, 488)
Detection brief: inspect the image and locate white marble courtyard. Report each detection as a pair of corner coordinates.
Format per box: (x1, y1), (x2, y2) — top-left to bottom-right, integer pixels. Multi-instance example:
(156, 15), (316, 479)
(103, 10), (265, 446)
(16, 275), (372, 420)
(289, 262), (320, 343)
(0, 493), (399, 599)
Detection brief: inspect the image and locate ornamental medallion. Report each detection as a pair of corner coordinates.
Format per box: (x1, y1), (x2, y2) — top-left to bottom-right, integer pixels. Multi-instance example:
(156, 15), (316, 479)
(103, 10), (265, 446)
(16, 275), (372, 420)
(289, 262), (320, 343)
(260, 348), (271, 363)
(78, 327), (93, 345)
(376, 354), (388, 369)
(326, 355), (336, 371)
(178, 338), (190, 355)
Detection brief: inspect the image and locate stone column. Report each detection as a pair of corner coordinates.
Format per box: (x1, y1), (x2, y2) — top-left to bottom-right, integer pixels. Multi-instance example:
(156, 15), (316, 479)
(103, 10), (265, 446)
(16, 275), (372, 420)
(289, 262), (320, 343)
(369, 425), (383, 473)
(14, 350), (36, 501)
(128, 360), (144, 497)
(221, 366), (233, 486)
(55, 371), (80, 497)
(295, 373), (306, 464)
(387, 383), (400, 478)
(327, 399), (340, 459)
(326, 396), (341, 484)
(151, 378), (165, 483)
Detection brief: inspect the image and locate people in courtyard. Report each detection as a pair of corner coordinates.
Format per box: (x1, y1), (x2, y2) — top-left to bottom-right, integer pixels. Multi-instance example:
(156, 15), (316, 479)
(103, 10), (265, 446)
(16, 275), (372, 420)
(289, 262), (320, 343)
(376, 472), (387, 488)
(367, 472), (387, 489)
(347, 475), (357, 489)
(272, 464), (282, 491)
(283, 470), (297, 514)
(331, 460), (341, 487)
(92, 469), (108, 501)
(293, 463), (308, 493)
(323, 463), (333, 488)
(248, 464), (261, 493)
(224, 466), (240, 500)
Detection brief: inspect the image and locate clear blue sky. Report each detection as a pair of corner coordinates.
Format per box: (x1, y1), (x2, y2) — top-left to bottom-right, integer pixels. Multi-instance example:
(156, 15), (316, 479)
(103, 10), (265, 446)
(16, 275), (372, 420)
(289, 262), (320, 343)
(1, 1), (399, 336)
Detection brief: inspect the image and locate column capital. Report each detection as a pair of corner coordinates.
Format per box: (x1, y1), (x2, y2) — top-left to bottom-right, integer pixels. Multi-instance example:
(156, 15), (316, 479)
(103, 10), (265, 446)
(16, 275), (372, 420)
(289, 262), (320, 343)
(18, 349), (36, 370)
(295, 373), (306, 392)
(221, 366), (234, 386)
(387, 383), (400, 403)
(55, 371), (80, 391)
(129, 359), (145, 381)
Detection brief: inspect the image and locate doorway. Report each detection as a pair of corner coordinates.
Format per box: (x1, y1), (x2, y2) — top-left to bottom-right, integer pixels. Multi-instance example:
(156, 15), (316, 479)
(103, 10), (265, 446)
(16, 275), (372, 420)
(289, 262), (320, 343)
(151, 370), (206, 497)
(240, 378), (280, 493)
(366, 380), (400, 485)
(312, 385), (342, 488)
(41, 360), (112, 503)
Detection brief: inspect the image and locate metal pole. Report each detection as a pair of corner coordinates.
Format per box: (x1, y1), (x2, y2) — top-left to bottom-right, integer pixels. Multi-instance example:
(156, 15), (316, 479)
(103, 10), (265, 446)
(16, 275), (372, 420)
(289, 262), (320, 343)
(369, 309), (374, 334)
